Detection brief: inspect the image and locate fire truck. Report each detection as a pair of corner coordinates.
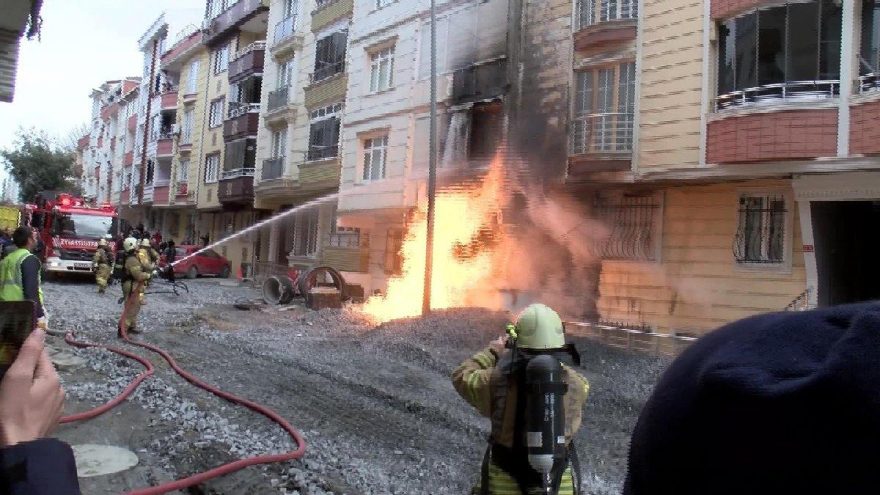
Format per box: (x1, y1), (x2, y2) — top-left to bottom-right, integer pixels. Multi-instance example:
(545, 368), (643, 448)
(21, 192), (121, 277)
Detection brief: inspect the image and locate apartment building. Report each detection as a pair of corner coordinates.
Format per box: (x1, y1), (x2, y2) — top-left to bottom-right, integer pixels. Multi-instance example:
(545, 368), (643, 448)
(82, 78), (141, 208)
(158, 27), (210, 244)
(253, 0), (353, 276)
(511, 0), (880, 335)
(0, 0), (43, 102)
(195, 0), (270, 274)
(334, 0), (510, 294)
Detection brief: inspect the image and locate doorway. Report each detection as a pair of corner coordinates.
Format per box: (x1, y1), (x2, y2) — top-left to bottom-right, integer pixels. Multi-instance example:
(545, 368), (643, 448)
(811, 201), (880, 307)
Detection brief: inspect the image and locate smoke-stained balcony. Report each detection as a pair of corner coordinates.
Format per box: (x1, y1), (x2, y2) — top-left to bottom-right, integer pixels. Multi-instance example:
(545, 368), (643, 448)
(224, 102), (261, 140)
(228, 41), (265, 84)
(219, 137), (256, 207)
(204, 0), (269, 46)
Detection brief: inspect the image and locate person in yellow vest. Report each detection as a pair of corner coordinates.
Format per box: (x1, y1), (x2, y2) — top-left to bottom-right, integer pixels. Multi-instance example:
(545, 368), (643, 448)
(119, 237), (152, 337)
(453, 304), (590, 495)
(92, 238), (112, 294)
(0, 227), (47, 330)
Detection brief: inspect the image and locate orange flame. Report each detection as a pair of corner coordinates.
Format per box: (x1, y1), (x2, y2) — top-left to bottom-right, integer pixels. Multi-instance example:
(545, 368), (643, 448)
(362, 160), (509, 323)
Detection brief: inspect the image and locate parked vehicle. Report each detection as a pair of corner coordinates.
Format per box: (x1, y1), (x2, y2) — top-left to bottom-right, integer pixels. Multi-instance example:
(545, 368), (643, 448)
(159, 245), (231, 279)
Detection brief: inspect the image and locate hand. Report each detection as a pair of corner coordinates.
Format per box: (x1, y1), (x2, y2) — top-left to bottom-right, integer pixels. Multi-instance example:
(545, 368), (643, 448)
(0, 330), (65, 447)
(36, 317), (48, 331)
(489, 336), (508, 357)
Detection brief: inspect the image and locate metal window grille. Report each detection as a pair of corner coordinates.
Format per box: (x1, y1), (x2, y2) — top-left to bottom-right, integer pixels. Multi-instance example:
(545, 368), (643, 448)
(572, 63), (636, 154)
(329, 225), (360, 248)
(734, 195), (787, 264)
(577, 0), (637, 29)
(593, 194), (660, 261)
(293, 210), (319, 257)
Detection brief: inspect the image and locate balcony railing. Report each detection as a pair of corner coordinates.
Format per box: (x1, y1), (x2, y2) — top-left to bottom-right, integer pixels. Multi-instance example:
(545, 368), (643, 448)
(154, 178), (171, 187)
(715, 80), (840, 111)
(227, 102), (261, 119)
(221, 168), (256, 179)
(235, 40), (266, 60)
(571, 112), (634, 155)
(175, 182), (189, 196)
(859, 73), (880, 94)
(262, 157), (284, 180)
(310, 61), (345, 84)
(267, 86), (290, 112)
(274, 15), (297, 44)
(158, 129), (176, 140)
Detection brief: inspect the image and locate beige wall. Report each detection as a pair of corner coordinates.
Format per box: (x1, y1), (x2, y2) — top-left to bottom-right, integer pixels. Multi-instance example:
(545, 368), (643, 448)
(597, 180), (807, 335)
(636, 0), (704, 170)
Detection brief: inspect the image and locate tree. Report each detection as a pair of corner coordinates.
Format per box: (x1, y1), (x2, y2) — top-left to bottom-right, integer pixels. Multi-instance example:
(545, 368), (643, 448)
(0, 127), (78, 202)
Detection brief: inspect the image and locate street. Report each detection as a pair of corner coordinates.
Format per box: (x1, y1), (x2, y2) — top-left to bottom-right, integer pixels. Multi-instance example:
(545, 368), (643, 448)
(44, 278), (667, 494)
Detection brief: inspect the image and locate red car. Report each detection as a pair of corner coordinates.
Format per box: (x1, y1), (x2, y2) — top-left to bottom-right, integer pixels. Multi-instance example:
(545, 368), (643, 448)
(159, 245), (231, 279)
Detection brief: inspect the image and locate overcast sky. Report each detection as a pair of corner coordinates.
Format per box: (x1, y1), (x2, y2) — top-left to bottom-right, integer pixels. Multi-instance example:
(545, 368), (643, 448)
(0, 0), (205, 183)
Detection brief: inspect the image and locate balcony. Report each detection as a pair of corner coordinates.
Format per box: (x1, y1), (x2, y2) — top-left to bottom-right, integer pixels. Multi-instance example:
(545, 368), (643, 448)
(157, 131), (175, 157)
(452, 59), (508, 105)
(568, 112), (634, 176)
(153, 181), (170, 205)
(229, 41), (266, 84)
(143, 185), (154, 203)
(859, 73), (880, 95)
(304, 72), (347, 109)
(124, 151), (134, 166)
(160, 90), (179, 110)
(175, 182), (189, 196)
(128, 113), (138, 131)
(120, 189), (130, 205)
(310, 61), (345, 85)
(261, 157), (284, 180)
(224, 103), (260, 140)
(204, 0), (269, 46)
(218, 173), (255, 207)
(312, 0), (353, 33)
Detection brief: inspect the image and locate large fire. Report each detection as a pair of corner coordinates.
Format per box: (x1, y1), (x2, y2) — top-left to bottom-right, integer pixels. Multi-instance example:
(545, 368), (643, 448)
(362, 160), (510, 323)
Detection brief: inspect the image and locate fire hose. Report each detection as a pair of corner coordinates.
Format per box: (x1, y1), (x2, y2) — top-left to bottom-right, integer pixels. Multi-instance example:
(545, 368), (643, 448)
(59, 281), (307, 494)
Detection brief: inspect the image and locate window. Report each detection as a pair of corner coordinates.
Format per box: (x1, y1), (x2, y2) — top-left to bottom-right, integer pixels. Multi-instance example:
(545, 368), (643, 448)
(186, 59), (200, 94)
(329, 209), (360, 248)
(593, 193), (661, 261)
(146, 160), (155, 185)
(576, 0), (638, 29)
(178, 159), (189, 182)
(861, 0), (880, 78)
(205, 154), (220, 183)
(308, 103), (342, 161)
(278, 57), (295, 88)
(209, 98), (224, 128)
(213, 44), (230, 75)
(716, 1), (842, 108)
(181, 108), (194, 144)
(362, 136), (388, 181)
(572, 62), (635, 155)
(734, 194), (787, 265)
(271, 128), (287, 158)
(369, 46), (395, 92)
(292, 210), (319, 257)
(314, 31), (347, 82)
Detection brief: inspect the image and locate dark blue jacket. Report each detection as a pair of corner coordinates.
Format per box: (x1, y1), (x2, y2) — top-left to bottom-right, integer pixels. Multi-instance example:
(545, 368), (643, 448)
(0, 439), (81, 494)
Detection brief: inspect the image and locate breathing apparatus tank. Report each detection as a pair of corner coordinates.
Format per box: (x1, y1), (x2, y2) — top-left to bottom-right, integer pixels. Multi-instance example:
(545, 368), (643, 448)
(525, 354), (568, 494)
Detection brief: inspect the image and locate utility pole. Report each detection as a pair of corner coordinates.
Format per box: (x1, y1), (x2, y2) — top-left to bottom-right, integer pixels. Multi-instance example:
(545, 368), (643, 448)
(422, 0), (438, 317)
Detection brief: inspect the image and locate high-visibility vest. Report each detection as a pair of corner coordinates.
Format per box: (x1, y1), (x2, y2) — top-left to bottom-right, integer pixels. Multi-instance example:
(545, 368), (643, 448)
(0, 248), (44, 304)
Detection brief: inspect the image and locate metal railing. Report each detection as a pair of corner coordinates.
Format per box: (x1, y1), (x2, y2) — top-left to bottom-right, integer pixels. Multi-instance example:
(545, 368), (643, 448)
(274, 15), (297, 44)
(576, 0), (638, 30)
(592, 194), (659, 261)
(267, 86), (290, 112)
(221, 167), (256, 179)
(859, 73), (880, 94)
(153, 178), (171, 187)
(571, 112), (634, 155)
(158, 129), (176, 140)
(261, 157), (284, 180)
(785, 288), (814, 312)
(733, 195), (787, 264)
(227, 102), (261, 119)
(311, 61), (345, 84)
(715, 80), (840, 111)
(234, 40), (266, 61)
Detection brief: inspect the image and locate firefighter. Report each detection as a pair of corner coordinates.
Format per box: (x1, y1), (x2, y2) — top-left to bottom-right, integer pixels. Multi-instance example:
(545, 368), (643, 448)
(92, 238), (112, 294)
(119, 237), (151, 337)
(138, 238), (159, 269)
(452, 304), (590, 495)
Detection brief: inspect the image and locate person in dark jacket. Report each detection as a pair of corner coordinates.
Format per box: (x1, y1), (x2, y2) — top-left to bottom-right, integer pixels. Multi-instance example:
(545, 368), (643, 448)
(164, 239), (177, 282)
(0, 328), (78, 494)
(624, 302), (880, 495)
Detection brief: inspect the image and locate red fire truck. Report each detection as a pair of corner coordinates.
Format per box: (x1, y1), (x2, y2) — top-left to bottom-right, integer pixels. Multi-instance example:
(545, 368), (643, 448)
(21, 192), (121, 277)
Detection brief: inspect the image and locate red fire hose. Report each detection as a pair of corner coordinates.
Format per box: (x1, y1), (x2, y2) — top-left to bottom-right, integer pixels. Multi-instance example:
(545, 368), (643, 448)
(60, 281), (307, 494)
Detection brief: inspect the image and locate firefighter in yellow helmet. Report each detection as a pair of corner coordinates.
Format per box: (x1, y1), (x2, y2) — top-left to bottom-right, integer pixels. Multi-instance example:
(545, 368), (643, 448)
(92, 238), (112, 294)
(119, 237), (152, 337)
(452, 304), (590, 495)
(136, 238), (159, 305)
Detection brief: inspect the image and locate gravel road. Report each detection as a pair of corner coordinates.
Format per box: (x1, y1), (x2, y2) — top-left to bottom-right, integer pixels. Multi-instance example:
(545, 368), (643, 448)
(43, 277), (669, 494)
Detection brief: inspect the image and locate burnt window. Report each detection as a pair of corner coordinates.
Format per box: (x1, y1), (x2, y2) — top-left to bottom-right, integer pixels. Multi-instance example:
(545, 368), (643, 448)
(313, 31), (347, 82)
(468, 101), (504, 163)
